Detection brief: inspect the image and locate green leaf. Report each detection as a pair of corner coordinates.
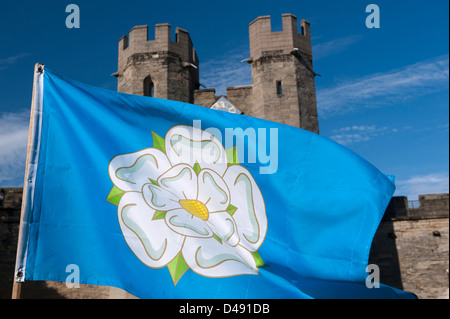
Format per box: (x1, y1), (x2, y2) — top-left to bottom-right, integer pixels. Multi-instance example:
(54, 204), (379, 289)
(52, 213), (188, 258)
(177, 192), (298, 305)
(226, 204), (237, 216)
(252, 251), (265, 268)
(193, 162), (201, 175)
(152, 131), (166, 153)
(152, 210), (166, 220)
(167, 252), (189, 286)
(213, 234), (222, 244)
(107, 186), (125, 206)
(149, 178), (159, 186)
(226, 146), (239, 165)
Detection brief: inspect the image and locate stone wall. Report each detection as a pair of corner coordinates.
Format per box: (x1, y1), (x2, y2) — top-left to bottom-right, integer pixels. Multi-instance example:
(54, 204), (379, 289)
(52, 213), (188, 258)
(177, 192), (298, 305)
(370, 218), (449, 299)
(0, 188), (22, 299)
(193, 86), (254, 116)
(225, 86), (253, 116)
(369, 193), (449, 299)
(193, 88), (218, 107)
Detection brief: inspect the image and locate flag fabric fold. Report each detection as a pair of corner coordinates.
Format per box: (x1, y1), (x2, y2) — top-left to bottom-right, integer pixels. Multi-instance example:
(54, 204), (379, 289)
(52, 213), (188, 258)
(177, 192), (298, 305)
(15, 66), (416, 299)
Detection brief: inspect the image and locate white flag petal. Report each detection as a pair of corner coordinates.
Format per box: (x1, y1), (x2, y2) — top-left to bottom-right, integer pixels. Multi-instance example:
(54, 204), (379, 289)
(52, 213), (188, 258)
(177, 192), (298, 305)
(206, 211), (239, 247)
(165, 209), (213, 238)
(118, 192), (183, 268)
(157, 164), (198, 200)
(182, 237), (258, 277)
(197, 169), (230, 213)
(165, 125), (227, 176)
(223, 165), (267, 252)
(142, 183), (181, 211)
(109, 148), (171, 192)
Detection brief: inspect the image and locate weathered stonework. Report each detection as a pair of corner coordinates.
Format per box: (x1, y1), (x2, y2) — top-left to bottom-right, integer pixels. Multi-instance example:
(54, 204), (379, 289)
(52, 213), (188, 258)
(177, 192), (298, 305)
(193, 88), (217, 108)
(117, 24), (199, 103)
(369, 193), (449, 299)
(248, 15), (319, 132)
(370, 217), (449, 299)
(118, 14), (319, 133)
(226, 86), (253, 116)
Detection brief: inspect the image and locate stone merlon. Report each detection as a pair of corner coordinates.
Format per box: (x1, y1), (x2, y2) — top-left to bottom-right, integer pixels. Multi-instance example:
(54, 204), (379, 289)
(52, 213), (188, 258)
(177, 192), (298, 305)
(249, 13), (312, 61)
(118, 24), (198, 73)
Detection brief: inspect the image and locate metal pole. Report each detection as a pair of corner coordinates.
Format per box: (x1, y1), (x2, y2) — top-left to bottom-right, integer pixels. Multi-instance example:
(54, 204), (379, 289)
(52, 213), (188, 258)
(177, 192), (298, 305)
(11, 63), (44, 299)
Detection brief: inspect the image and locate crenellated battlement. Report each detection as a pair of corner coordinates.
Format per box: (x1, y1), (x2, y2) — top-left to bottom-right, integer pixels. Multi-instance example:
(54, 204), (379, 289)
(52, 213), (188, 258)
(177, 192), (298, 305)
(249, 13), (312, 61)
(117, 24), (198, 72)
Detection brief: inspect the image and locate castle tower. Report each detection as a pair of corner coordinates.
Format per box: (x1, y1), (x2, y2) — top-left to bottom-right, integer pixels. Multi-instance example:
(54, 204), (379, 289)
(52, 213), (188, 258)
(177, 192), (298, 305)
(116, 24), (199, 103)
(248, 14), (319, 133)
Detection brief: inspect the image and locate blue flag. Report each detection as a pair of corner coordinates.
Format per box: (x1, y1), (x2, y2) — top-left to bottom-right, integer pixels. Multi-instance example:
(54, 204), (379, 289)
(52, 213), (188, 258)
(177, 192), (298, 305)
(15, 65), (416, 299)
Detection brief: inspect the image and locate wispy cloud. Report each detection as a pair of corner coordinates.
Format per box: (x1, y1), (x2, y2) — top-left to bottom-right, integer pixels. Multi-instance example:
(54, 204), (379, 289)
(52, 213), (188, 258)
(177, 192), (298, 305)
(0, 111), (29, 186)
(200, 35), (361, 95)
(312, 35), (361, 60)
(395, 173), (449, 200)
(329, 124), (397, 145)
(200, 46), (252, 96)
(0, 53), (30, 70)
(317, 54), (449, 117)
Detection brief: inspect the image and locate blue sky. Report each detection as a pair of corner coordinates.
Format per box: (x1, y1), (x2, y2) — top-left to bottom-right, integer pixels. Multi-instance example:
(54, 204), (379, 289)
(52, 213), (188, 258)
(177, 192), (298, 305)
(0, 0), (448, 199)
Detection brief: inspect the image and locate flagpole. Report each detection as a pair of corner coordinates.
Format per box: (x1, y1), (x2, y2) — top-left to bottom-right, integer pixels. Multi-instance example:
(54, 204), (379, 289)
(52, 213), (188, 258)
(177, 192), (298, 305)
(11, 63), (44, 299)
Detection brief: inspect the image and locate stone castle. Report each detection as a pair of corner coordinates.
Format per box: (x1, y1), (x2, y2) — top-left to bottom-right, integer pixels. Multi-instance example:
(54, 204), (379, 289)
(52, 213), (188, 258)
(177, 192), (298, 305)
(115, 13), (319, 133)
(0, 14), (448, 299)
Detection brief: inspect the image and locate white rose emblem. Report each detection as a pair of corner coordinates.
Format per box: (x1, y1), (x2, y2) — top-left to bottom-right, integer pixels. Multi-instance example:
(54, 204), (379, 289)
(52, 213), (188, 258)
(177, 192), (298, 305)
(108, 125), (268, 284)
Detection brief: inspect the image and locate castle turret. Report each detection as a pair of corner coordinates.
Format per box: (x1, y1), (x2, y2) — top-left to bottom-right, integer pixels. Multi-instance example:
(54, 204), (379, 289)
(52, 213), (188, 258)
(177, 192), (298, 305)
(116, 15), (319, 134)
(248, 14), (319, 133)
(116, 24), (199, 103)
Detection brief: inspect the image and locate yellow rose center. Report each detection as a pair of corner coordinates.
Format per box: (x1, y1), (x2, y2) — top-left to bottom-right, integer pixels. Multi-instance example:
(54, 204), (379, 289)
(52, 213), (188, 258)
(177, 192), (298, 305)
(179, 199), (209, 221)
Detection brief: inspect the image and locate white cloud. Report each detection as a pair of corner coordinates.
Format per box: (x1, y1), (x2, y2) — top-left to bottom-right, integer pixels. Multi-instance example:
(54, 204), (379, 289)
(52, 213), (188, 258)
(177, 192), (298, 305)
(199, 35), (361, 95)
(312, 35), (361, 60)
(395, 173), (449, 200)
(0, 111), (29, 186)
(0, 53), (30, 70)
(200, 46), (252, 95)
(317, 54), (449, 117)
(329, 124), (396, 145)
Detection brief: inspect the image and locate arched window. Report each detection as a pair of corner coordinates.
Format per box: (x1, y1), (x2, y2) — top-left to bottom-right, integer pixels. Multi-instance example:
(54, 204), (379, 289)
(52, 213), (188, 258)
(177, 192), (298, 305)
(144, 76), (154, 97)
